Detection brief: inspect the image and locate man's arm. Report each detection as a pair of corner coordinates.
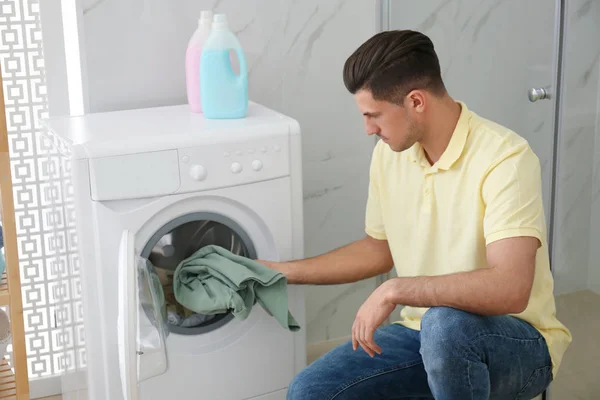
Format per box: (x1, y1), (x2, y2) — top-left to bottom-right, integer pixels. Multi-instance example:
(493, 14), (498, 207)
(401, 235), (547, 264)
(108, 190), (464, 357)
(381, 236), (538, 315)
(351, 235), (538, 357)
(259, 235), (394, 285)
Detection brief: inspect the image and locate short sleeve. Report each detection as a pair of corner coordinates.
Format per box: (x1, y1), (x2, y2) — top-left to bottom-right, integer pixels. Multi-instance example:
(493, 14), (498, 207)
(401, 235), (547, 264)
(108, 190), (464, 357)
(365, 144), (387, 240)
(482, 146), (545, 246)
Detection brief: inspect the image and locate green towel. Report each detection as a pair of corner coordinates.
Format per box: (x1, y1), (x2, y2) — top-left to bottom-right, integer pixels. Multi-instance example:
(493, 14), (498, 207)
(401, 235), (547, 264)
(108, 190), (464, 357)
(173, 245), (300, 332)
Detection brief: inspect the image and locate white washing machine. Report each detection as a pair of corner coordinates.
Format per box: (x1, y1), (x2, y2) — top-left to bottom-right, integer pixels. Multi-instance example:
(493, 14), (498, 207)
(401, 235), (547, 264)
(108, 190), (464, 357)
(41, 102), (306, 400)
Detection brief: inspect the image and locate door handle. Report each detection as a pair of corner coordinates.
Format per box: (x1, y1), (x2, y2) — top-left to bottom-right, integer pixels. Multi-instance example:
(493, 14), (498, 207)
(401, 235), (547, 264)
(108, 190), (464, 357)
(528, 87), (552, 102)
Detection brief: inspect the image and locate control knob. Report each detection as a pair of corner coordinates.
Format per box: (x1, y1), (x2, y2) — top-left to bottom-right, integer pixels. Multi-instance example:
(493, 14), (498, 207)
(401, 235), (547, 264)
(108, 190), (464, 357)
(189, 165), (207, 181)
(252, 160), (263, 171)
(231, 162), (243, 174)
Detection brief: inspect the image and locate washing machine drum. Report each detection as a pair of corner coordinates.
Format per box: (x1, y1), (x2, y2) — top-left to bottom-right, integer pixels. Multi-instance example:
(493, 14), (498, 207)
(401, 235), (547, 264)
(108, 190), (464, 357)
(147, 220), (251, 270)
(140, 216), (256, 335)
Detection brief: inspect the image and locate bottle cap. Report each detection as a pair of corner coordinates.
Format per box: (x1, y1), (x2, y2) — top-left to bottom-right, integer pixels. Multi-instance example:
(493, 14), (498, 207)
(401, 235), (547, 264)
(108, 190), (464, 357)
(213, 13), (228, 30)
(199, 10), (213, 25)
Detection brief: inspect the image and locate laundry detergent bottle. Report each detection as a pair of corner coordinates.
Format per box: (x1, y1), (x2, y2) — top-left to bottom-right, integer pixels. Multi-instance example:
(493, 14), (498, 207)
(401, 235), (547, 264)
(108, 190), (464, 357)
(200, 14), (248, 119)
(185, 10), (213, 113)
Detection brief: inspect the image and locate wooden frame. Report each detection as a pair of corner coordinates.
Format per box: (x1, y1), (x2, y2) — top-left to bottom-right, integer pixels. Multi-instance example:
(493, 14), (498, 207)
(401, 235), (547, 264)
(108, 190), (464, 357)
(0, 64), (30, 398)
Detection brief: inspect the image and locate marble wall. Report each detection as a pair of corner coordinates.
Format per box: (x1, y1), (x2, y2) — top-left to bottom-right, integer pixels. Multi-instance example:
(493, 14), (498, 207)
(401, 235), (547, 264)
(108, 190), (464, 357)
(59, 0), (600, 348)
(77, 0), (378, 344)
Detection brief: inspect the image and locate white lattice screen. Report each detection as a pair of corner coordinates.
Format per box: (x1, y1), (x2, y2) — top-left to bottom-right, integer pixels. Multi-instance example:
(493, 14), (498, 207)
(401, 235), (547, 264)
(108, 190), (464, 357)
(1, 0), (85, 384)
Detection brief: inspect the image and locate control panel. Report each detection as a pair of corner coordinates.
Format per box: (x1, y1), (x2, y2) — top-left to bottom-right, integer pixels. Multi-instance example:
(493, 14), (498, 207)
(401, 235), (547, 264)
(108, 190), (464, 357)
(177, 135), (290, 193)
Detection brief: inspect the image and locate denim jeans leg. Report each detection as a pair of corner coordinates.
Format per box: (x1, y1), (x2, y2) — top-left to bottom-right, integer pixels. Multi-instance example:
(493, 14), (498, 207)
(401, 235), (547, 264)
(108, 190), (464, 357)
(419, 306), (553, 400)
(287, 324), (432, 400)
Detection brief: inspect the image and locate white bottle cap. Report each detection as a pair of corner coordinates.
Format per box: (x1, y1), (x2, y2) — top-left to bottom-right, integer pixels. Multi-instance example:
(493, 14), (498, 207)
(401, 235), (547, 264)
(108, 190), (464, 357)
(199, 10), (213, 25)
(213, 14), (228, 30)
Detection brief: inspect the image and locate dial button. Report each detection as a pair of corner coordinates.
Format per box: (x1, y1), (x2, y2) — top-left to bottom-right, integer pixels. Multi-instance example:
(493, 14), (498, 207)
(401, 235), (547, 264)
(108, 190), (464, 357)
(252, 160), (263, 171)
(231, 162), (243, 174)
(189, 165), (207, 181)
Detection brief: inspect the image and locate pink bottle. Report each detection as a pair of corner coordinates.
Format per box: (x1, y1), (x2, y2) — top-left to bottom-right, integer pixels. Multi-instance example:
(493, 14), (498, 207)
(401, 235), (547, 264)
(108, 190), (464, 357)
(186, 10), (213, 113)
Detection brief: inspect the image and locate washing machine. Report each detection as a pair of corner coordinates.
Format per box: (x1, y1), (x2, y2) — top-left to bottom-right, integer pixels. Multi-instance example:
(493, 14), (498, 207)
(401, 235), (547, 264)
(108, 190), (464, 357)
(41, 102), (306, 400)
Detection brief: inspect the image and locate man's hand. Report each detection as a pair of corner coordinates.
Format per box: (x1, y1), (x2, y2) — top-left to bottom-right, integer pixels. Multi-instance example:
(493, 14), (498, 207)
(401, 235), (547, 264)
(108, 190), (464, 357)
(256, 259), (275, 269)
(256, 259), (289, 275)
(352, 281), (396, 357)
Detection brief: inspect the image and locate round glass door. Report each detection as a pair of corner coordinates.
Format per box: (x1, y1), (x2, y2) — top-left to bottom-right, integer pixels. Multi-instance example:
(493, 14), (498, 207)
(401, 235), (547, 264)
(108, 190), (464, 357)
(140, 212), (257, 335)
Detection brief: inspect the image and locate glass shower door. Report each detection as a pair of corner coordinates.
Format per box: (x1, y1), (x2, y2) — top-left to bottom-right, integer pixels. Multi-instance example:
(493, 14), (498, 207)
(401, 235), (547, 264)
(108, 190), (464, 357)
(550, 1), (600, 399)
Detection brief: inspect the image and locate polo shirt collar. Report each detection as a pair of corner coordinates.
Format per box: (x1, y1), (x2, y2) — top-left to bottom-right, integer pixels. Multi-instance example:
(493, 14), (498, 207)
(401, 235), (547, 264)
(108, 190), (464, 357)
(408, 101), (471, 171)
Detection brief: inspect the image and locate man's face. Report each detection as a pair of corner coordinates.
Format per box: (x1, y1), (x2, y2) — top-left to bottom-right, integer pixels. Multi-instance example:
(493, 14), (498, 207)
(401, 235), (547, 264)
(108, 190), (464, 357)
(355, 89), (424, 152)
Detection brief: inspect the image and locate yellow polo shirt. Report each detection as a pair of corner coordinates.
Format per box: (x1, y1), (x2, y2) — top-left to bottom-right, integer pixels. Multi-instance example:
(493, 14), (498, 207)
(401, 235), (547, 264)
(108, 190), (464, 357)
(366, 101), (571, 377)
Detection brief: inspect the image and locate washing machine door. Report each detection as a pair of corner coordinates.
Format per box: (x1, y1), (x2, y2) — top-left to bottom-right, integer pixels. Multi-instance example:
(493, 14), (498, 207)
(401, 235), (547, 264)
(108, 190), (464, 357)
(118, 230), (168, 400)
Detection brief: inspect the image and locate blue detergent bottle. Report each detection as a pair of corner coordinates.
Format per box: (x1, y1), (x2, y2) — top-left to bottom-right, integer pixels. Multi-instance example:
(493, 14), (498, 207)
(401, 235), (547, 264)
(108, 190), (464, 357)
(200, 14), (248, 119)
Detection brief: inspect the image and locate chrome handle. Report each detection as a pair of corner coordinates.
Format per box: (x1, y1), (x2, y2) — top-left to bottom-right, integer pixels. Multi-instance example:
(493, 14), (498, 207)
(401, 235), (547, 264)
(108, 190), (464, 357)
(528, 87), (551, 102)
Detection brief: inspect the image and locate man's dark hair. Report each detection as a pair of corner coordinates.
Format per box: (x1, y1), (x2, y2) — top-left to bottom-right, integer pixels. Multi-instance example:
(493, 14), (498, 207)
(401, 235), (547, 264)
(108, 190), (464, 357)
(343, 30), (446, 104)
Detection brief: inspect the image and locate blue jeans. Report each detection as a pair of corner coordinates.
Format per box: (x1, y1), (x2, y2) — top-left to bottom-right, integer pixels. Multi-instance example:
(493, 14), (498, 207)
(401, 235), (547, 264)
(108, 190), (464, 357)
(288, 307), (552, 400)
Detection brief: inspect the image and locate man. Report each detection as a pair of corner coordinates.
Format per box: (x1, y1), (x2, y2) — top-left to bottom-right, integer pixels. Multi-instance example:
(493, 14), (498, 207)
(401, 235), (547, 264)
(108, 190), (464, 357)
(260, 30), (572, 399)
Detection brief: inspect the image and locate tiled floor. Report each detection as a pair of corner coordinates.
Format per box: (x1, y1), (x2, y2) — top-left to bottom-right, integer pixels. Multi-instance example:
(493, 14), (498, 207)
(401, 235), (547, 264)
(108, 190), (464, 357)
(35, 291), (600, 399)
(37, 395), (86, 400)
(551, 289), (600, 399)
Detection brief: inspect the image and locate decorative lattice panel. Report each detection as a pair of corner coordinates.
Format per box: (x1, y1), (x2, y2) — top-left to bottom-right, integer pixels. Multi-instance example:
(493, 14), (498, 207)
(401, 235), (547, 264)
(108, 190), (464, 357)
(1, 0), (85, 380)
